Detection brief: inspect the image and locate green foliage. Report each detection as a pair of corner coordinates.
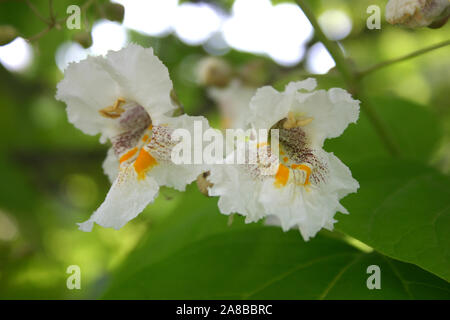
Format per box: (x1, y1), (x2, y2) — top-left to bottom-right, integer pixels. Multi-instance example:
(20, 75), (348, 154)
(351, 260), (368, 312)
(326, 96), (442, 165)
(0, 0), (449, 300)
(337, 159), (450, 282)
(103, 187), (450, 299)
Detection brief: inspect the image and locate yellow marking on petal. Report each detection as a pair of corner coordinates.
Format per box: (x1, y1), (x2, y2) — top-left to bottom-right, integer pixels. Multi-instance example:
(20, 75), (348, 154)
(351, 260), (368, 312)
(133, 149), (157, 180)
(296, 117), (313, 127)
(283, 111), (313, 128)
(291, 164), (312, 185)
(99, 97), (126, 119)
(119, 147), (138, 164)
(257, 142), (268, 148)
(142, 134), (149, 142)
(280, 150), (285, 155)
(283, 112), (297, 129)
(148, 125), (153, 130)
(274, 164), (289, 188)
(283, 157), (288, 163)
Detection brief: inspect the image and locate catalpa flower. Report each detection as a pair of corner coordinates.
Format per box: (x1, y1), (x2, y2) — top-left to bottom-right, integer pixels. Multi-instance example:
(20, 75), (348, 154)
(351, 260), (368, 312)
(56, 44), (207, 231)
(208, 79), (360, 240)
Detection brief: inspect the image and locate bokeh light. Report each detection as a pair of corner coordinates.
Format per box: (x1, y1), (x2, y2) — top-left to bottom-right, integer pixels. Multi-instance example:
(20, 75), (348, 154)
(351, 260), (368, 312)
(90, 20), (128, 56)
(306, 42), (336, 74)
(112, 0), (313, 66)
(318, 9), (352, 41)
(0, 37), (33, 72)
(173, 3), (224, 45)
(55, 42), (88, 71)
(114, 0), (178, 37)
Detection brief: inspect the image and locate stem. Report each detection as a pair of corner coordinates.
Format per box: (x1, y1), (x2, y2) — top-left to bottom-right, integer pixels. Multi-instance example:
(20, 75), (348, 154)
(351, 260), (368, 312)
(358, 39), (450, 78)
(295, 0), (400, 157)
(295, 0), (353, 86)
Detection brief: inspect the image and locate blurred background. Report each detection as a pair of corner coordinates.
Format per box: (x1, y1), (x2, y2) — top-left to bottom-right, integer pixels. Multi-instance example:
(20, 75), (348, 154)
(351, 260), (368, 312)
(0, 0), (448, 299)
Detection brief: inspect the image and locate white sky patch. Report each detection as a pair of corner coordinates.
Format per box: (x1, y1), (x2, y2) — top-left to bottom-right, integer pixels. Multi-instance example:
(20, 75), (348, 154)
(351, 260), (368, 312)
(265, 3), (312, 66)
(223, 0), (312, 66)
(318, 10), (352, 41)
(0, 37), (33, 72)
(114, 0), (178, 37)
(90, 20), (128, 56)
(63, 0), (314, 67)
(173, 3), (224, 46)
(306, 42), (336, 74)
(222, 0), (272, 54)
(55, 42), (88, 71)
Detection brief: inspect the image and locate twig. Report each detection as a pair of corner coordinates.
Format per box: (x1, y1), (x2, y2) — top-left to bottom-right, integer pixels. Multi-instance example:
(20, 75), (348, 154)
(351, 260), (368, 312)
(357, 39), (450, 78)
(48, 0), (55, 25)
(25, 0), (50, 25)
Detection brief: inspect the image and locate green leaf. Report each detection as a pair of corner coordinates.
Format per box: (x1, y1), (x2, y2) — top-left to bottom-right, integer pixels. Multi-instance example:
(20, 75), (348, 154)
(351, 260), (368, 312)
(103, 186), (450, 299)
(325, 96), (442, 165)
(337, 159), (450, 282)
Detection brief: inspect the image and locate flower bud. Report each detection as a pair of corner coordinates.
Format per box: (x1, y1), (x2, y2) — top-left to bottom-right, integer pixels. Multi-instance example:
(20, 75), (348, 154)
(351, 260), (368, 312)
(196, 171), (213, 196)
(73, 31), (92, 49)
(104, 3), (125, 23)
(197, 57), (233, 88)
(0, 25), (18, 46)
(385, 0), (450, 28)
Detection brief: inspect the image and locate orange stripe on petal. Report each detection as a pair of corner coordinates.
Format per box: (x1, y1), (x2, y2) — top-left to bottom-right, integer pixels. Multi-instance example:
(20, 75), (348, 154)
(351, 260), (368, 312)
(274, 164), (289, 188)
(133, 149), (157, 180)
(119, 147), (138, 164)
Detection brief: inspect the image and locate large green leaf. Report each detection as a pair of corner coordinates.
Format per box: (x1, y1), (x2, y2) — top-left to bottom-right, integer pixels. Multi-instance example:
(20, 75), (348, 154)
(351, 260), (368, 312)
(325, 96), (442, 165)
(103, 186), (450, 299)
(337, 159), (450, 282)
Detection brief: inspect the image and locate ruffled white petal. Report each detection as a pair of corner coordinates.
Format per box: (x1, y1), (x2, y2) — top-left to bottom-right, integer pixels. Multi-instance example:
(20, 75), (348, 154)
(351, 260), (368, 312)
(78, 166), (159, 231)
(99, 44), (176, 123)
(208, 163), (265, 223)
(259, 150), (358, 241)
(56, 55), (122, 138)
(248, 78), (318, 130)
(292, 87), (360, 147)
(102, 147), (119, 183)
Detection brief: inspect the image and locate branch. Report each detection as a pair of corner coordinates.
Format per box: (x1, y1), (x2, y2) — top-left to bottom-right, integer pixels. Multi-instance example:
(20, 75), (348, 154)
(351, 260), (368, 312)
(25, 0), (50, 25)
(295, 0), (400, 156)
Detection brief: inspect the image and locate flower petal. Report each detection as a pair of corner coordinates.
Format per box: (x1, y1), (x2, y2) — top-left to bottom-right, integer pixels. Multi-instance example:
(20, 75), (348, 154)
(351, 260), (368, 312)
(101, 44), (176, 122)
(78, 165), (159, 231)
(208, 163), (265, 222)
(103, 147), (119, 183)
(56, 55), (121, 138)
(248, 78), (318, 130)
(293, 87), (360, 147)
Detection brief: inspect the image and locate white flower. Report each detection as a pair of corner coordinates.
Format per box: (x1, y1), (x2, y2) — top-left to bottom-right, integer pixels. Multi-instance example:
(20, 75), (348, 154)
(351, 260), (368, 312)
(208, 80), (256, 129)
(56, 44), (208, 231)
(385, 0), (450, 28)
(208, 78), (360, 241)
